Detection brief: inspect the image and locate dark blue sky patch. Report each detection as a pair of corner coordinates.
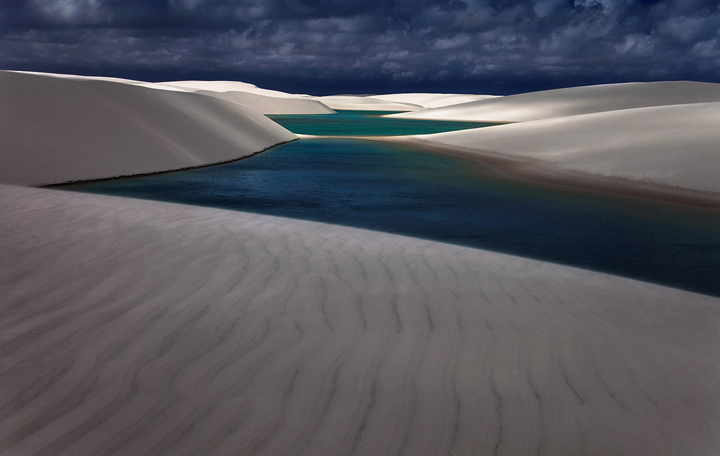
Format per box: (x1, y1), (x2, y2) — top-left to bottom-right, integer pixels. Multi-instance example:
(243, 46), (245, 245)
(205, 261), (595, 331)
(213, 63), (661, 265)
(2, 0), (719, 94)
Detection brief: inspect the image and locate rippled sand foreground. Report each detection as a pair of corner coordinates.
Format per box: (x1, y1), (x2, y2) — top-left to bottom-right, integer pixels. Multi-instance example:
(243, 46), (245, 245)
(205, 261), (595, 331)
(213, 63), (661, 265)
(2, 184), (719, 455)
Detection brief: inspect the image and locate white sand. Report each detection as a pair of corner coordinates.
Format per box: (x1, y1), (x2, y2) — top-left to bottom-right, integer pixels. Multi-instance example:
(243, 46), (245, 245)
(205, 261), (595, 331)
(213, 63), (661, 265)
(370, 93), (499, 109)
(0, 71), (296, 186)
(311, 95), (422, 111)
(3, 73), (720, 454)
(411, 101), (720, 193)
(16, 74), (335, 114)
(161, 80), (335, 115)
(195, 90), (334, 114)
(2, 183), (719, 455)
(390, 81), (720, 122)
(8, 70), (188, 91)
(160, 80), (303, 98)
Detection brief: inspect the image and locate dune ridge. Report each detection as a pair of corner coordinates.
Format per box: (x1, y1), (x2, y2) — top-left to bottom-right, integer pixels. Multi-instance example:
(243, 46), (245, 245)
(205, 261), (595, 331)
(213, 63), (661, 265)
(369, 93), (499, 108)
(2, 184), (719, 455)
(409, 101), (720, 193)
(311, 95), (423, 111)
(160, 80), (335, 115)
(0, 71), (297, 186)
(389, 81), (720, 122)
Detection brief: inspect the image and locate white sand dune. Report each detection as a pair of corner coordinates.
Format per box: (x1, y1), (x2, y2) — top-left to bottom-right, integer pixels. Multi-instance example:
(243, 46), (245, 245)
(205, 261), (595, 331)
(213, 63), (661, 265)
(0, 71), (296, 186)
(16, 74), (334, 115)
(411, 101), (720, 193)
(312, 95), (422, 111)
(160, 80), (334, 115)
(8, 70), (187, 91)
(195, 90), (334, 114)
(2, 184), (719, 456)
(370, 93), (499, 109)
(160, 80), (302, 98)
(390, 81), (720, 122)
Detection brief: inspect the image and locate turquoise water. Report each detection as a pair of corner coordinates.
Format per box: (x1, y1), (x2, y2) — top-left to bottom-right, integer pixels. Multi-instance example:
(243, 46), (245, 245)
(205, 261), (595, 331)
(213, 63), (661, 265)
(267, 110), (497, 136)
(65, 138), (720, 298)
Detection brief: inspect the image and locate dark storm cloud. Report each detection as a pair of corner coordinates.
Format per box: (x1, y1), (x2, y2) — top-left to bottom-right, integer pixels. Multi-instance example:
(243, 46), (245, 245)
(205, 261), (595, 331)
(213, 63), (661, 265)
(2, 0), (720, 94)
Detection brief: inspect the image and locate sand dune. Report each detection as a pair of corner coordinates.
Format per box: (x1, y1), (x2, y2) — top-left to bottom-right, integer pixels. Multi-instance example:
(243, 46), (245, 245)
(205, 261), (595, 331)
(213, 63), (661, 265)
(2, 184), (719, 455)
(410, 101), (720, 193)
(195, 90), (334, 114)
(8, 70), (187, 91)
(370, 93), (499, 109)
(390, 81), (720, 122)
(0, 71), (296, 186)
(312, 95), (422, 111)
(160, 81), (334, 115)
(4, 73), (720, 454)
(160, 80), (304, 98)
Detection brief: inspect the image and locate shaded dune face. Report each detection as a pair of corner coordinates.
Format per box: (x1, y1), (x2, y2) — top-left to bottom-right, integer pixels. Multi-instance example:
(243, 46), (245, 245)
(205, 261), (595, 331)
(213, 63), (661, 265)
(1, 185), (719, 456)
(0, 71), (297, 187)
(391, 81), (720, 122)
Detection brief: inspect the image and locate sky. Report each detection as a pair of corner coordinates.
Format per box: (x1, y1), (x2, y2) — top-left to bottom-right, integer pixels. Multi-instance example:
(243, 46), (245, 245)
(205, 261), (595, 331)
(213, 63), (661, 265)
(1, 0), (720, 95)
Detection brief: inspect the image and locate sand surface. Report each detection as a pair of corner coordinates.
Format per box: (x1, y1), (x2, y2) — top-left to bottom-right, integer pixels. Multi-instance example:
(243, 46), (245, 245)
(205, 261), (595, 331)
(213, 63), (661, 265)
(195, 90), (334, 114)
(0, 71), (296, 186)
(2, 184), (720, 456)
(370, 93), (499, 109)
(390, 81), (720, 122)
(410, 101), (720, 193)
(160, 81), (334, 115)
(311, 95), (422, 111)
(7, 71), (190, 91)
(160, 80), (304, 98)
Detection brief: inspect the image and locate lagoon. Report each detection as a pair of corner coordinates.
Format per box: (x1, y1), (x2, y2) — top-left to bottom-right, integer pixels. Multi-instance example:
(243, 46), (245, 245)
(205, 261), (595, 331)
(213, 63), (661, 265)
(267, 110), (497, 135)
(65, 136), (720, 298)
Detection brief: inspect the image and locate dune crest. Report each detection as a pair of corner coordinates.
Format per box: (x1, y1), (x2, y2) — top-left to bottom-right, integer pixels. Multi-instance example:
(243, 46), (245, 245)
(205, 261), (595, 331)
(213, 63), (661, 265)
(411, 101), (720, 193)
(370, 92), (499, 108)
(160, 80), (335, 114)
(311, 95), (423, 111)
(390, 81), (720, 122)
(0, 71), (297, 186)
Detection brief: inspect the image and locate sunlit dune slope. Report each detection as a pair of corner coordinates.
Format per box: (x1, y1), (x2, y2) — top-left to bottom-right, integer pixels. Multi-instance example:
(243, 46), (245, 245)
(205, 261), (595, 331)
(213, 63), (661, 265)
(370, 92), (499, 108)
(413, 101), (720, 193)
(160, 80), (335, 114)
(390, 81), (720, 122)
(312, 95), (423, 111)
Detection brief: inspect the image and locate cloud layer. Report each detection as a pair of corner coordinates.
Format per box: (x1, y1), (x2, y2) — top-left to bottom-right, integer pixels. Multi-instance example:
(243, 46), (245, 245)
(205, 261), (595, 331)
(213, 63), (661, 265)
(2, 0), (720, 94)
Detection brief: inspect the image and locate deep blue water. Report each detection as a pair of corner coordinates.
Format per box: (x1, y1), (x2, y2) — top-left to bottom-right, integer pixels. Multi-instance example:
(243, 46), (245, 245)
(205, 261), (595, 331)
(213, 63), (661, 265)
(267, 110), (497, 135)
(65, 138), (720, 298)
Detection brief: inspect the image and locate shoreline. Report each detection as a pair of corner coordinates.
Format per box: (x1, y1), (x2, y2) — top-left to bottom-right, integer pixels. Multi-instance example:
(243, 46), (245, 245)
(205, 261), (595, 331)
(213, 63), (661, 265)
(47, 137), (298, 188)
(365, 135), (720, 213)
(57, 132), (720, 214)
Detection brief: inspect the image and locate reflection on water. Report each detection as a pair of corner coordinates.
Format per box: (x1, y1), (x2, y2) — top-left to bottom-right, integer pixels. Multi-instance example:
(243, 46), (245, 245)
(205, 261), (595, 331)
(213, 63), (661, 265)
(267, 110), (498, 136)
(65, 138), (720, 298)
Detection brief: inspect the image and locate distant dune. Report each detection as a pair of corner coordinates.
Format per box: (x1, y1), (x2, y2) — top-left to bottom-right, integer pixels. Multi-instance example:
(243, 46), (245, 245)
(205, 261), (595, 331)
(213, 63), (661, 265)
(2, 184), (719, 456)
(0, 71), (296, 186)
(410, 101), (720, 193)
(160, 80), (335, 115)
(390, 81), (720, 122)
(370, 93), (499, 109)
(311, 95), (423, 111)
